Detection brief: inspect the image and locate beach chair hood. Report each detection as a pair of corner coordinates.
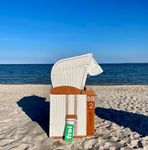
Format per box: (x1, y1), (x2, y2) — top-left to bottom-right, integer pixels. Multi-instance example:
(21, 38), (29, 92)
(51, 53), (103, 89)
(87, 56), (103, 76)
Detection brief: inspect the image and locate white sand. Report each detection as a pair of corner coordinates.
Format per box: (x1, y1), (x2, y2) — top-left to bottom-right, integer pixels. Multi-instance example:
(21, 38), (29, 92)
(0, 85), (148, 150)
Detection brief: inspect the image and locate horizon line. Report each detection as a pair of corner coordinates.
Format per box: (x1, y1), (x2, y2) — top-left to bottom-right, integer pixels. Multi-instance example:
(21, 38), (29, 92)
(0, 62), (148, 65)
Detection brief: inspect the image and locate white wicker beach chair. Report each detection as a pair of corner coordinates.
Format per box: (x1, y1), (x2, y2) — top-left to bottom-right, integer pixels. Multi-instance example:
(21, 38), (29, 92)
(49, 53), (103, 139)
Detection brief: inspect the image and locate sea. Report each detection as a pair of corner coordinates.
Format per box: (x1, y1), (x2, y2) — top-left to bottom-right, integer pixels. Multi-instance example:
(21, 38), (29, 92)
(0, 64), (148, 85)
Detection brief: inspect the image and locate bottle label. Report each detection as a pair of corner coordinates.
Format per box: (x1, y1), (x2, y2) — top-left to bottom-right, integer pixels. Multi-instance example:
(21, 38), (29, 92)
(64, 124), (74, 142)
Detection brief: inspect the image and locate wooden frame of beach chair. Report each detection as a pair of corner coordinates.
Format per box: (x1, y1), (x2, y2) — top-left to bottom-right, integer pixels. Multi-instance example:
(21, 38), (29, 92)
(49, 86), (96, 138)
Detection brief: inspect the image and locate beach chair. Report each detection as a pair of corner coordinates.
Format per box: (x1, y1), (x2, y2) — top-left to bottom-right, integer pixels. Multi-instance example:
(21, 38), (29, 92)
(49, 53), (103, 140)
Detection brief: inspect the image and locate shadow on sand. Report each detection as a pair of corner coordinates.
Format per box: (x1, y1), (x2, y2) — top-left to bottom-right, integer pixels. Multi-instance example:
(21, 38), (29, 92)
(95, 107), (148, 137)
(17, 96), (49, 135)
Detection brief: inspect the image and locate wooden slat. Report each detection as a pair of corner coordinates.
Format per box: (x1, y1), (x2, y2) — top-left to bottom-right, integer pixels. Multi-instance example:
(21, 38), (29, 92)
(82, 90), (96, 96)
(74, 95), (78, 136)
(51, 135), (86, 139)
(66, 114), (77, 119)
(50, 86), (81, 94)
(50, 86), (96, 96)
(87, 96), (95, 136)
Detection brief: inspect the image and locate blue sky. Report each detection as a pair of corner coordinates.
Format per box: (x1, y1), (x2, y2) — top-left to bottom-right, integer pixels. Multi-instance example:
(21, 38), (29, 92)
(0, 0), (148, 64)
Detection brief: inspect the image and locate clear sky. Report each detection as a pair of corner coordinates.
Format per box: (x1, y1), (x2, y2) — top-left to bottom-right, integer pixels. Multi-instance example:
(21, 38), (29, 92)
(0, 0), (148, 64)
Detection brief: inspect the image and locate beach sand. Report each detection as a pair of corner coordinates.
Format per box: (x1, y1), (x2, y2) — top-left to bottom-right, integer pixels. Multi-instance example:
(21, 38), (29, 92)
(0, 85), (148, 150)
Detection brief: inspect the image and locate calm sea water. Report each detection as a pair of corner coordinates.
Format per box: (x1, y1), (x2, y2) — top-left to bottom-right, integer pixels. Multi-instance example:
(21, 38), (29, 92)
(0, 64), (148, 84)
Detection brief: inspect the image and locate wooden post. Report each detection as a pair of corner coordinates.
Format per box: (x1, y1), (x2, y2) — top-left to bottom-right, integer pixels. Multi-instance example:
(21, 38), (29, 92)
(82, 90), (95, 136)
(87, 96), (95, 136)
